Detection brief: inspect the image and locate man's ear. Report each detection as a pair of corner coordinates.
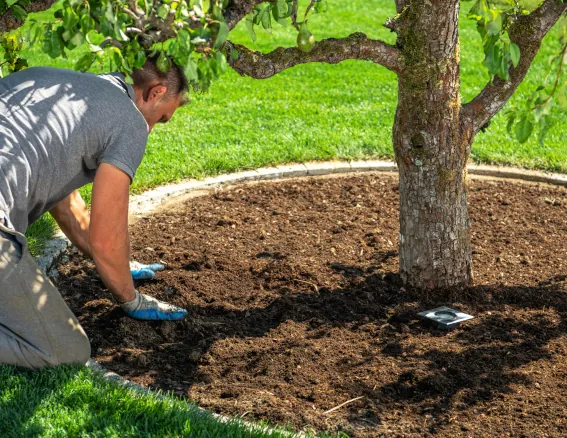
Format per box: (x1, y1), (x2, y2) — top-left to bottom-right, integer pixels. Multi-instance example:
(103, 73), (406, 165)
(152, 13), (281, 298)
(147, 84), (168, 102)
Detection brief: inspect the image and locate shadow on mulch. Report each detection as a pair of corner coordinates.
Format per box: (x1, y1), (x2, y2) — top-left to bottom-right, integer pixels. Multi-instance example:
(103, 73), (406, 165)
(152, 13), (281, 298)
(55, 174), (567, 437)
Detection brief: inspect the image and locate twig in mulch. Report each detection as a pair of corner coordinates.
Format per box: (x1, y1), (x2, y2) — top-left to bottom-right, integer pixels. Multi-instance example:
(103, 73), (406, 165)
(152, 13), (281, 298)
(292, 279), (319, 294)
(323, 396), (365, 415)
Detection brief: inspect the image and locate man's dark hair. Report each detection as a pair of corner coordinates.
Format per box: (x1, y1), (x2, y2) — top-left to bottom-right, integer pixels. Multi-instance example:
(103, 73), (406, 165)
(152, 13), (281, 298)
(132, 53), (189, 105)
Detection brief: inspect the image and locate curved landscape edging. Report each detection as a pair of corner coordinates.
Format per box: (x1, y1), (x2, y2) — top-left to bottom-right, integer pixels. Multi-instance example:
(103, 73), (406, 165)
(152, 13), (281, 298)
(35, 159), (567, 436)
(38, 160), (567, 275)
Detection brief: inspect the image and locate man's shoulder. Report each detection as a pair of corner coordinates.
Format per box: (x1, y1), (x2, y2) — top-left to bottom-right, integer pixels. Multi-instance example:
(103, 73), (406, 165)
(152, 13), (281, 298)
(3, 67), (128, 96)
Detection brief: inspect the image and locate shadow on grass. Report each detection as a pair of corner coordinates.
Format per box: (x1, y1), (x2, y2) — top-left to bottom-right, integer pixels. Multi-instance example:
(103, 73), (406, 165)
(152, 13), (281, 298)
(0, 364), (80, 437)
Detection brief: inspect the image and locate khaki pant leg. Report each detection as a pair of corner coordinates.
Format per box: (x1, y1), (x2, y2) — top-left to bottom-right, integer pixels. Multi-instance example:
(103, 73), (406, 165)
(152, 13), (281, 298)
(0, 224), (90, 369)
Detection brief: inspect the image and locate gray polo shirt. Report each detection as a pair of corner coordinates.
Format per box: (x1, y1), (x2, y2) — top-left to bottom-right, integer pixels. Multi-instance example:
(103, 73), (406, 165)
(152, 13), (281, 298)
(0, 67), (149, 233)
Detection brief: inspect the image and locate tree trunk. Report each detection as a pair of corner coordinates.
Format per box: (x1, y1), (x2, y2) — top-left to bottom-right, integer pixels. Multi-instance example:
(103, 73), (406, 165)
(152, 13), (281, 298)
(394, 0), (473, 288)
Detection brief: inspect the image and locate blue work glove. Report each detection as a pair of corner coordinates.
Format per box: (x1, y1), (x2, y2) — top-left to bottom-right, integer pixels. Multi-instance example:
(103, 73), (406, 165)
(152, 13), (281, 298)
(120, 290), (188, 321)
(130, 261), (165, 280)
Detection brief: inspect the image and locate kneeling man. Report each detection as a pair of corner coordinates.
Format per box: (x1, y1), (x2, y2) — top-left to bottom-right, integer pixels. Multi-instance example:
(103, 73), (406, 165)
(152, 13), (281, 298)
(0, 56), (188, 369)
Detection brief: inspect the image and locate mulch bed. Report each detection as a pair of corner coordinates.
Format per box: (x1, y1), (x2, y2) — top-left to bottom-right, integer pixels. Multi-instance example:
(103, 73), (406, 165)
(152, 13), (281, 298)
(55, 173), (567, 437)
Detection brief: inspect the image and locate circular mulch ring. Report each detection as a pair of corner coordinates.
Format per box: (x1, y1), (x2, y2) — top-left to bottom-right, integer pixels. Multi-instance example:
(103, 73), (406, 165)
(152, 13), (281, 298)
(55, 172), (567, 437)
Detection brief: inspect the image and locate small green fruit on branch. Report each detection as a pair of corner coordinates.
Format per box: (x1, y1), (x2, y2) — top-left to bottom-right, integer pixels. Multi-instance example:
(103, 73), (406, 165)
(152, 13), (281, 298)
(297, 22), (315, 52)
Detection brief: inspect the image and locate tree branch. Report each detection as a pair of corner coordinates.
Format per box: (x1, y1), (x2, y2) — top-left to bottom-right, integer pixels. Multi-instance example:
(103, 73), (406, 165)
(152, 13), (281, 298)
(461, 0), (567, 134)
(395, 0), (408, 14)
(291, 0), (299, 30)
(223, 0), (277, 30)
(0, 0), (57, 33)
(226, 32), (404, 79)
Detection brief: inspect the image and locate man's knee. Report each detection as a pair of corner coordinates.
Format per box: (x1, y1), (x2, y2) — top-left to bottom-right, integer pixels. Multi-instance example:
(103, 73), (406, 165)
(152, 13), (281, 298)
(0, 328), (90, 369)
(55, 331), (91, 366)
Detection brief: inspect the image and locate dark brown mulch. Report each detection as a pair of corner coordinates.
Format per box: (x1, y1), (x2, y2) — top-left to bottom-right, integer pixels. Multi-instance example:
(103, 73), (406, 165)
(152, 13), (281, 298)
(55, 173), (567, 437)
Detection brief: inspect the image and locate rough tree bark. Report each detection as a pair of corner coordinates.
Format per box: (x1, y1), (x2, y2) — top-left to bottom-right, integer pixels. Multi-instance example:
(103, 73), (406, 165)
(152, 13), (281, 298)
(392, 0), (567, 288)
(392, 0), (472, 288)
(0, 0), (56, 33)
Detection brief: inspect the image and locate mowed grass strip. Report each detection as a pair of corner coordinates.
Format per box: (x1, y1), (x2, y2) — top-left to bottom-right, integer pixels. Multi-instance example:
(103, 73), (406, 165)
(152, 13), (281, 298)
(0, 364), (336, 438)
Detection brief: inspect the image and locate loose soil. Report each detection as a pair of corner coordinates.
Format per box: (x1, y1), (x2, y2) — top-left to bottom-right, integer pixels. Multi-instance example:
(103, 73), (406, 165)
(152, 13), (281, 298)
(55, 173), (567, 437)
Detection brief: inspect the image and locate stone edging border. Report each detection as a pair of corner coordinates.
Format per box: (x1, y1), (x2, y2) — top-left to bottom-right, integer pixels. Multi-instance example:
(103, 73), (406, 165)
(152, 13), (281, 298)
(35, 159), (567, 436)
(36, 160), (567, 275)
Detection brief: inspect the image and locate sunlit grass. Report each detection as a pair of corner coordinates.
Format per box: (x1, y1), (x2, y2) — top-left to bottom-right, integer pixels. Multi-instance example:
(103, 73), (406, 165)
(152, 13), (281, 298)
(0, 364), (326, 438)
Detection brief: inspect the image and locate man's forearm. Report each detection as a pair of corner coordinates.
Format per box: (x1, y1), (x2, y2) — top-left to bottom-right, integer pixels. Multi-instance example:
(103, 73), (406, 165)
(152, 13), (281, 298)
(50, 188), (135, 302)
(49, 190), (92, 257)
(90, 231), (136, 303)
(90, 163), (137, 304)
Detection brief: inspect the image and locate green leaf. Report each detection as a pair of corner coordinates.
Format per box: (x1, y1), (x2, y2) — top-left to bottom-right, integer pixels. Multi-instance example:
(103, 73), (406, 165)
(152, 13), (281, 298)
(538, 114), (553, 146)
(61, 29), (72, 42)
(134, 50), (146, 68)
(157, 4), (170, 19)
(468, 0), (489, 20)
(178, 29), (190, 46)
(483, 42), (501, 76)
(486, 10), (502, 36)
(213, 21), (228, 49)
(510, 42), (520, 68)
(63, 9), (78, 29)
(10, 4), (27, 21)
(261, 8), (272, 33)
(75, 52), (95, 71)
(166, 39), (179, 57)
(273, 0), (291, 22)
(245, 19), (256, 42)
(252, 6), (264, 25)
(105, 2), (116, 24)
(230, 48), (239, 62)
(55, 28), (66, 57)
(46, 30), (62, 58)
(514, 115), (533, 143)
(497, 51), (510, 81)
(314, 1), (328, 13)
(184, 58), (198, 82)
(27, 23), (43, 45)
(214, 50), (227, 73)
(69, 31), (84, 47)
(272, 1), (281, 19)
(79, 14), (95, 34)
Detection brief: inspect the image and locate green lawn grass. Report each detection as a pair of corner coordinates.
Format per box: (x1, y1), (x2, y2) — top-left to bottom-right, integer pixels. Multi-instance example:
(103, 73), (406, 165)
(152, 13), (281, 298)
(5, 1), (567, 436)
(0, 364), (323, 438)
